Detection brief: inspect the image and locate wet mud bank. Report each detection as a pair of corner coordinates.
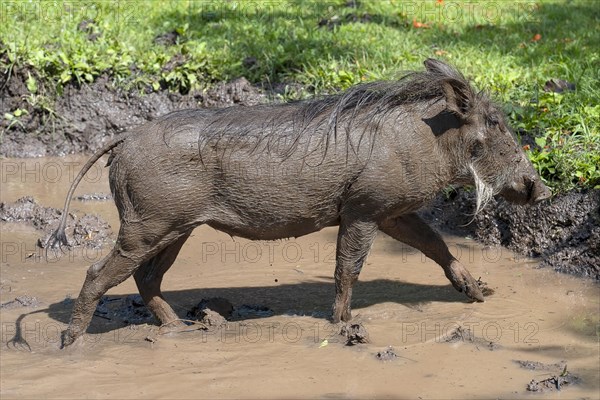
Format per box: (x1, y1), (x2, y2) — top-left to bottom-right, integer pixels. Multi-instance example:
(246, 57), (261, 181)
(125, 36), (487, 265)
(0, 196), (112, 249)
(421, 189), (600, 280)
(1, 71), (598, 280)
(0, 67), (268, 157)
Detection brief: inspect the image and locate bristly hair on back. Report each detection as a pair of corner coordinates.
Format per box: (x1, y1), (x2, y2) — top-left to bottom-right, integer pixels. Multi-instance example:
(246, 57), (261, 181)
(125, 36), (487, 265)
(157, 60), (483, 164)
(292, 62), (478, 158)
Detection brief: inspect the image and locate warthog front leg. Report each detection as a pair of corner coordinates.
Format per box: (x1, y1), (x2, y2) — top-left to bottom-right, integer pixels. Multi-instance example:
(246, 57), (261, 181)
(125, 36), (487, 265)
(379, 213), (484, 302)
(332, 219), (379, 323)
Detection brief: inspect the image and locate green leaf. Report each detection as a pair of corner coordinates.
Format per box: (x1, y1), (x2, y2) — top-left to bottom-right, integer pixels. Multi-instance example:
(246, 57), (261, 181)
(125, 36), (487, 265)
(26, 73), (38, 94)
(60, 70), (72, 83)
(535, 137), (547, 148)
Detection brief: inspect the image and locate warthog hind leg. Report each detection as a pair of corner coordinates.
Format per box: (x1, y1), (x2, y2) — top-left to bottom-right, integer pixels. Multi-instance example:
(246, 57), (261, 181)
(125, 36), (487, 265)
(134, 232), (192, 331)
(61, 228), (190, 348)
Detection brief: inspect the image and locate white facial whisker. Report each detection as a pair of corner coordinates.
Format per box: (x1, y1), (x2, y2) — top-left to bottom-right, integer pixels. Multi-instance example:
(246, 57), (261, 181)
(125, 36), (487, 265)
(469, 163), (494, 217)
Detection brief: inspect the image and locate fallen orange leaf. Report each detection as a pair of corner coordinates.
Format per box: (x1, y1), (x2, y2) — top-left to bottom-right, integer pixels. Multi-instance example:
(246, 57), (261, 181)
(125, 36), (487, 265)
(413, 19), (430, 29)
(522, 144), (531, 151)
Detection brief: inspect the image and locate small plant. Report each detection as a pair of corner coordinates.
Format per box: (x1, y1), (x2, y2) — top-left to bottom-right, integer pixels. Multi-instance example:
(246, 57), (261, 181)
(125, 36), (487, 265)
(2, 108), (28, 141)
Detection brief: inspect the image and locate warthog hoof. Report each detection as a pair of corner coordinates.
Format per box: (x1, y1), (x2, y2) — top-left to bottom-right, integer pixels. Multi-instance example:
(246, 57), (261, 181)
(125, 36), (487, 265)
(445, 261), (485, 302)
(60, 329), (80, 349)
(332, 303), (352, 323)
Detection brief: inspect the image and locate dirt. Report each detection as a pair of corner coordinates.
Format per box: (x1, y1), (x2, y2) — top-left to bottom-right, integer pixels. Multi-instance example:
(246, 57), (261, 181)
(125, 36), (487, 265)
(0, 67), (266, 157)
(526, 374), (581, 392)
(188, 297), (235, 321)
(375, 346), (398, 361)
(74, 193), (112, 201)
(231, 304), (275, 319)
(0, 65), (599, 397)
(94, 294), (153, 325)
(0, 295), (41, 310)
(1, 62), (597, 281)
(339, 322), (369, 346)
(514, 358), (582, 392)
(444, 324), (501, 351)
(2, 222), (598, 398)
(421, 188), (600, 281)
(1, 177), (599, 397)
(0, 196), (112, 249)
(3, 60), (598, 283)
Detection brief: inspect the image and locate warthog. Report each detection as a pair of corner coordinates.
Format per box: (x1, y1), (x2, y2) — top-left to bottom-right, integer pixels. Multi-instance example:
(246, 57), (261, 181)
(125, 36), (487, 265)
(50, 59), (550, 347)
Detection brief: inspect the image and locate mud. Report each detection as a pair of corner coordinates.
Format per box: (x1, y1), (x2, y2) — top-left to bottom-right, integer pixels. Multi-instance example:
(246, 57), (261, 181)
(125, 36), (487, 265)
(527, 374), (581, 393)
(0, 63), (599, 396)
(231, 304), (274, 320)
(74, 193), (112, 201)
(0, 68), (266, 158)
(375, 346), (398, 361)
(188, 297), (235, 321)
(515, 359), (583, 393)
(1, 173), (599, 397)
(514, 359), (566, 371)
(339, 322), (369, 346)
(421, 188), (600, 280)
(0, 196), (112, 249)
(187, 300), (282, 330)
(0, 295), (40, 310)
(1, 61), (597, 280)
(95, 295), (153, 325)
(444, 325), (501, 351)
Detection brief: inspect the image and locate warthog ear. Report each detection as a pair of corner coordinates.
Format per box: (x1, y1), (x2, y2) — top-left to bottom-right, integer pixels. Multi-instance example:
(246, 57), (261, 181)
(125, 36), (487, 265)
(441, 79), (471, 119)
(424, 58), (454, 75)
(424, 59), (472, 118)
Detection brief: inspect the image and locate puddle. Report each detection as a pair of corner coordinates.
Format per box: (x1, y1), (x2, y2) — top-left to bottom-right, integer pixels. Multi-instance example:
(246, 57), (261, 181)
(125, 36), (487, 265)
(1, 157), (599, 399)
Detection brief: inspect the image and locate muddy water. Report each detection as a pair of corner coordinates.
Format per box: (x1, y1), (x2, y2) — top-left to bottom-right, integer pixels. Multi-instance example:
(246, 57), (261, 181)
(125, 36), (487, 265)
(1, 157), (599, 399)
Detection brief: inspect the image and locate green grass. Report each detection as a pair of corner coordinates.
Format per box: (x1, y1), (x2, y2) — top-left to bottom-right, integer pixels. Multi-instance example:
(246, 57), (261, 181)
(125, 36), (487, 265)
(1, 0), (598, 191)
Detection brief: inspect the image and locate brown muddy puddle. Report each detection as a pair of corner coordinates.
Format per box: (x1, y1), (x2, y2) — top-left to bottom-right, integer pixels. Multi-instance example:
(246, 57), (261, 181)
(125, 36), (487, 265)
(1, 157), (599, 399)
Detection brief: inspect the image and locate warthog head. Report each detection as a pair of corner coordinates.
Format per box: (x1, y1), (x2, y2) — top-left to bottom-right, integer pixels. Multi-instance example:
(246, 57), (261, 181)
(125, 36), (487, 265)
(424, 59), (551, 211)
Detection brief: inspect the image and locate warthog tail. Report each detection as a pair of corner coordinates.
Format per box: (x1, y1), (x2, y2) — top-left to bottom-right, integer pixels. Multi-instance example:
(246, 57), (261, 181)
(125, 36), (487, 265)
(45, 135), (128, 255)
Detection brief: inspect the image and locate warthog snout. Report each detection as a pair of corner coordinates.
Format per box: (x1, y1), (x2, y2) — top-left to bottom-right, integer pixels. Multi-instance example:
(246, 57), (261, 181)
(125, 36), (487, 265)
(527, 176), (552, 204)
(502, 176), (552, 205)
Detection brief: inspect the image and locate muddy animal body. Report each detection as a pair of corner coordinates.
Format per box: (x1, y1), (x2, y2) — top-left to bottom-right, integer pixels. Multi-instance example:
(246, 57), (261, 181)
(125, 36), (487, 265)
(50, 59), (550, 347)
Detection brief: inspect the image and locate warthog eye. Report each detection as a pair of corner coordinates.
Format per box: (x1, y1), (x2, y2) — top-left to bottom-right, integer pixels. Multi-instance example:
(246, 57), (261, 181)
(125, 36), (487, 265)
(487, 116), (499, 128)
(471, 139), (484, 158)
